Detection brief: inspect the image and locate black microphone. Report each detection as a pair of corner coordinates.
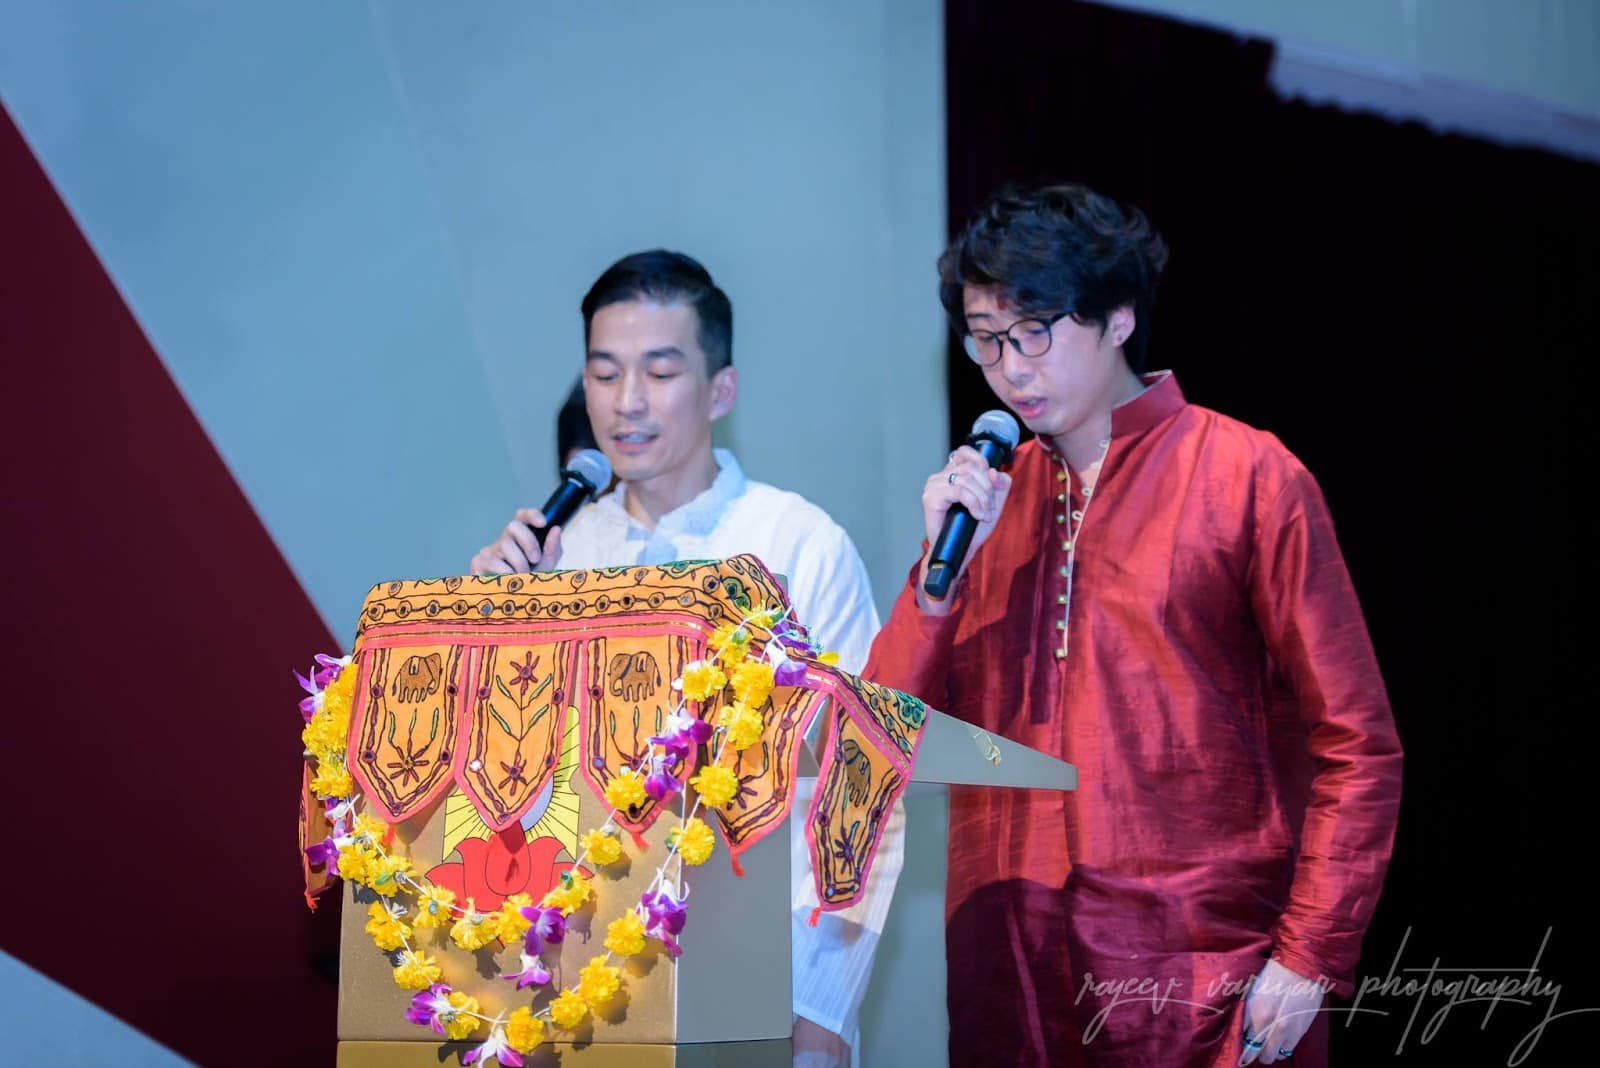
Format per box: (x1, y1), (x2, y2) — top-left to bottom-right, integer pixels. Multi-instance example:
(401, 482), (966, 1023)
(923, 410), (1020, 599)
(532, 448), (612, 545)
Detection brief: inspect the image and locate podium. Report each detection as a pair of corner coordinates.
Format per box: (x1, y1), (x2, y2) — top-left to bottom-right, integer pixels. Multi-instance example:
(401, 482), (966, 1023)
(310, 559), (1075, 1066)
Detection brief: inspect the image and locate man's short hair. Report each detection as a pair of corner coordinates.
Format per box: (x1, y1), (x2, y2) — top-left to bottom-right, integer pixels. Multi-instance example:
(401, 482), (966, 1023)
(581, 250), (733, 373)
(939, 183), (1169, 372)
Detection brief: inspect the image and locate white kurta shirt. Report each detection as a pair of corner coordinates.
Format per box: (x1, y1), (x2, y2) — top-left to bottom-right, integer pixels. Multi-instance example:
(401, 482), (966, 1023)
(554, 450), (901, 1042)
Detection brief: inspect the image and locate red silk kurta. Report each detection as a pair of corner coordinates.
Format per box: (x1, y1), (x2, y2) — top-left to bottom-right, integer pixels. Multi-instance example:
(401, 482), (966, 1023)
(864, 373), (1401, 1067)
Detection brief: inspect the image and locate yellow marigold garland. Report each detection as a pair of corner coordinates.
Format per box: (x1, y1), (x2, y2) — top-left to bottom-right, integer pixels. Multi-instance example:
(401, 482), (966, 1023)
(297, 601), (825, 1056)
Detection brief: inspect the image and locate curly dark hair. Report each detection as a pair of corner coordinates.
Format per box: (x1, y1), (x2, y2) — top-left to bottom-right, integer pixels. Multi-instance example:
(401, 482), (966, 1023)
(939, 183), (1169, 372)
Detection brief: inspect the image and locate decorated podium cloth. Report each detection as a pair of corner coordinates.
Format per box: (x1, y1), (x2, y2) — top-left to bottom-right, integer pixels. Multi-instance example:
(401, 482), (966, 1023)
(297, 555), (926, 1057)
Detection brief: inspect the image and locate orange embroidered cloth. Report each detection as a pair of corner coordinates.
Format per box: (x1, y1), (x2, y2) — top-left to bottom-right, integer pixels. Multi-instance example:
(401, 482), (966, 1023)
(299, 554), (923, 915)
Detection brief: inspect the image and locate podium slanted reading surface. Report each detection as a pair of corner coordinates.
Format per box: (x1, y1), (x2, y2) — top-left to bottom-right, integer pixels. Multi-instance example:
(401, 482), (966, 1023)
(295, 556), (1074, 1066)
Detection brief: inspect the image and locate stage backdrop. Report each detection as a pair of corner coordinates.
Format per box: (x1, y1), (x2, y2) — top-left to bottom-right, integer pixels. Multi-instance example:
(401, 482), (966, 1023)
(0, 2), (947, 1064)
(943, 2), (1599, 1064)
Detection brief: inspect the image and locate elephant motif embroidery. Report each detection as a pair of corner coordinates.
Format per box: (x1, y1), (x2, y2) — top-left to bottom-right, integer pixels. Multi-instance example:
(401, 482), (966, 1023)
(330, 555), (926, 916)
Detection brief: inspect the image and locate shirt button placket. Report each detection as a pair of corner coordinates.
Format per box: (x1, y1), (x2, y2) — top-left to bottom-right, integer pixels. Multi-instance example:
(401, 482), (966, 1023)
(1056, 459), (1073, 661)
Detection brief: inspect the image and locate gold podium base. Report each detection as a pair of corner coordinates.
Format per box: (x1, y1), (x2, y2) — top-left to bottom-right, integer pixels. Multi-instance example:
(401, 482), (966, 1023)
(336, 1039), (791, 1067)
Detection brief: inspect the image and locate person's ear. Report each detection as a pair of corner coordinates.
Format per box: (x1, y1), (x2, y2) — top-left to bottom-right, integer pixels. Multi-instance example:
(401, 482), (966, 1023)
(709, 366), (737, 420)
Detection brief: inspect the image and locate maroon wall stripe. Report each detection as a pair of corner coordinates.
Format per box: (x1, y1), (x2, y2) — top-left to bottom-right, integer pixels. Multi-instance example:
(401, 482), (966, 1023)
(0, 103), (339, 1063)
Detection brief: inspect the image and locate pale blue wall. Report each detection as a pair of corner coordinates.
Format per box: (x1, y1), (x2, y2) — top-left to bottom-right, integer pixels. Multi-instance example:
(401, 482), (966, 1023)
(0, 952), (191, 1066)
(1, 2), (949, 1064)
(0, 0), (945, 647)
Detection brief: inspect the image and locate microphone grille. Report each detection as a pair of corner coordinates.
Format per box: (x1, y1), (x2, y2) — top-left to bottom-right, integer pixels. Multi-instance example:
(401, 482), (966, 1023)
(565, 448), (613, 492)
(971, 409), (1020, 448)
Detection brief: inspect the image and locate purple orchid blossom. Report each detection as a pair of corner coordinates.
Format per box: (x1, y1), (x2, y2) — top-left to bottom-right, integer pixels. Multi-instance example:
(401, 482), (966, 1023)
(502, 950), (552, 990)
(313, 652), (348, 687)
(296, 654), (351, 720)
(648, 708), (714, 773)
(669, 709), (714, 743)
(766, 644), (809, 687)
(463, 1028), (523, 1067)
(647, 730), (692, 767)
(641, 884), (690, 957)
(323, 799), (354, 840)
(519, 904), (566, 955)
(404, 983), (454, 1034)
(303, 835), (341, 870)
(770, 619), (815, 654)
(643, 752), (684, 802)
(667, 708), (713, 744)
(295, 671), (322, 722)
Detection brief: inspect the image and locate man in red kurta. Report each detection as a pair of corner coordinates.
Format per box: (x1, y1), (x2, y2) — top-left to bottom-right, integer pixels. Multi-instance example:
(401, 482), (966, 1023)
(864, 183), (1401, 1066)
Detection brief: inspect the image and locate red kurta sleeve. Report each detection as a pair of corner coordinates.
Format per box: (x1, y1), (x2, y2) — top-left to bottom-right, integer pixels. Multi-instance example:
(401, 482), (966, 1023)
(1249, 463), (1403, 996)
(862, 556), (967, 712)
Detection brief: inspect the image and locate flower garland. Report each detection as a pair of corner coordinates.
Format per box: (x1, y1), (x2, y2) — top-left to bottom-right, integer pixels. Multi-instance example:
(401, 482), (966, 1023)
(300, 607), (835, 1064)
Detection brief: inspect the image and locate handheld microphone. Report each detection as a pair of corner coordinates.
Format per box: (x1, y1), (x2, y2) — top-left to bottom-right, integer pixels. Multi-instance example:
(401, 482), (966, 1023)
(532, 448), (612, 545)
(923, 410), (1020, 599)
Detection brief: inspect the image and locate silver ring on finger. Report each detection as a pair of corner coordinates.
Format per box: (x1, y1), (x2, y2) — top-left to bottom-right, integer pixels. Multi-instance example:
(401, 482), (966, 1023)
(1242, 1035), (1264, 1050)
(947, 471), (957, 485)
(1277, 1049), (1293, 1059)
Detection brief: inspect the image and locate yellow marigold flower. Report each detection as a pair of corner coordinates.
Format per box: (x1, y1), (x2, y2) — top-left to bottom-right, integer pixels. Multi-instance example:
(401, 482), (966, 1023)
(365, 901), (412, 952)
(710, 621), (749, 648)
(310, 762), (354, 800)
(326, 697), (350, 734)
(413, 885), (458, 929)
(496, 893), (533, 944)
(604, 768), (647, 812)
(580, 828), (624, 866)
(336, 844), (371, 884)
(718, 702), (765, 751)
(392, 950), (442, 990)
(689, 763), (739, 808)
(442, 991), (481, 1041)
(301, 711), (344, 759)
(565, 873), (594, 911)
(818, 650), (840, 666)
(578, 957), (622, 1007)
(730, 659), (775, 708)
(604, 910), (647, 957)
(540, 872), (593, 916)
(352, 813), (389, 845)
(368, 852), (412, 898)
(710, 623), (751, 669)
(678, 660), (728, 701)
(668, 817), (716, 866)
(505, 1007), (545, 1053)
(549, 990), (589, 1030)
(322, 668), (356, 719)
(450, 901), (500, 951)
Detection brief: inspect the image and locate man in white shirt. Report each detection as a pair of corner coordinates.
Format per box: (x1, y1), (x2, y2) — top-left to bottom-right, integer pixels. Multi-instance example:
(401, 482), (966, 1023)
(470, 250), (897, 1067)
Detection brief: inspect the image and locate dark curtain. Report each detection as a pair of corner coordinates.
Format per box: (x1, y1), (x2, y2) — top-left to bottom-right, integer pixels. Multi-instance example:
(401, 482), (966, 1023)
(943, 2), (1600, 1063)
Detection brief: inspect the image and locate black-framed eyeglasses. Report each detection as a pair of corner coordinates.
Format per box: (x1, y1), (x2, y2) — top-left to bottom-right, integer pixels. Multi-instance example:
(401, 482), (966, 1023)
(962, 311), (1073, 367)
